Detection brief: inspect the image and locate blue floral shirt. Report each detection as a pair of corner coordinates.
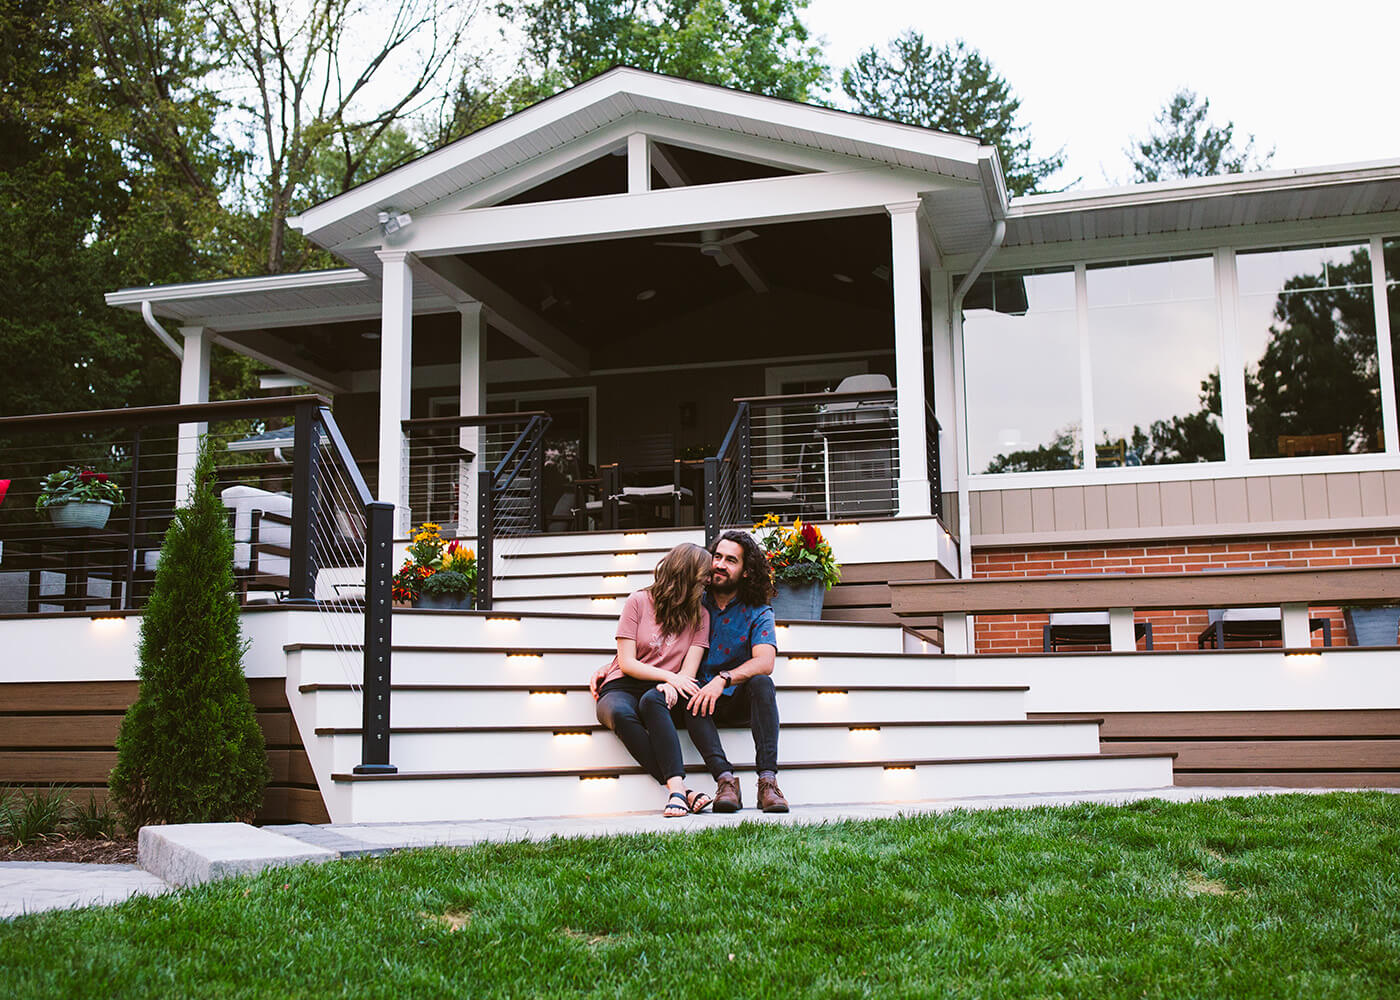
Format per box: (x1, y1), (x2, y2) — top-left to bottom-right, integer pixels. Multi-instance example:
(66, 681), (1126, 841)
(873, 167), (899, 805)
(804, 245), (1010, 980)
(700, 591), (778, 696)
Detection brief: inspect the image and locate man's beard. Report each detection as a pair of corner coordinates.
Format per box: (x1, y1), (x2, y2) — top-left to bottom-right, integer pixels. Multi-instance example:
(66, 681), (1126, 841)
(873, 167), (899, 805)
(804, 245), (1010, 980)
(708, 570), (740, 597)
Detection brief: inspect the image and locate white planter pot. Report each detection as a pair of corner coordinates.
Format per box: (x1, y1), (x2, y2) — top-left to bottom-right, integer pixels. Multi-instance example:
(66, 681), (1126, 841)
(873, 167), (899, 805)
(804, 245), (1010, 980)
(47, 500), (115, 529)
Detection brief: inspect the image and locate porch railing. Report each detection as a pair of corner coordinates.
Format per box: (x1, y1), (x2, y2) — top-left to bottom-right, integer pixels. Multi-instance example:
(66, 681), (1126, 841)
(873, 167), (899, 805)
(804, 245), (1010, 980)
(402, 411), (552, 610)
(704, 387), (943, 543)
(0, 395), (397, 774)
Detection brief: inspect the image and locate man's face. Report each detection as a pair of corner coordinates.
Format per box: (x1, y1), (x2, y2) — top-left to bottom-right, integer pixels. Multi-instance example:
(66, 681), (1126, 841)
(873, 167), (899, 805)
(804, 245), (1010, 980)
(710, 539), (745, 594)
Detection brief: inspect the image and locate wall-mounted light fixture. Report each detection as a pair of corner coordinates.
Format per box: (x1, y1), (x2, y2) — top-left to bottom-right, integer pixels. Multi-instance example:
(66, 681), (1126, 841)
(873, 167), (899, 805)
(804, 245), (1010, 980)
(377, 209), (413, 237)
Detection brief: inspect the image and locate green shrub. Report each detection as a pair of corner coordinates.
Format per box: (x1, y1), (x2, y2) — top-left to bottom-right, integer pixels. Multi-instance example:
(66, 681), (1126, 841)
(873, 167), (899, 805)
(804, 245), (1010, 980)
(3, 786), (70, 845)
(70, 794), (118, 839)
(108, 442), (269, 828)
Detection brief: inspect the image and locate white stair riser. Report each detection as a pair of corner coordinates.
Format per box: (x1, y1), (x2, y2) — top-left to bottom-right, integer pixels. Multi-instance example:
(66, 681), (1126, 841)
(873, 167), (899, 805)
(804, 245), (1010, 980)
(500, 550), (668, 575)
(325, 722), (1104, 773)
(291, 649), (959, 687)
(333, 756), (1175, 824)
(305, 687), (1028, 729)
(506, 529), (704, 556)
(493, 572), (655, 598)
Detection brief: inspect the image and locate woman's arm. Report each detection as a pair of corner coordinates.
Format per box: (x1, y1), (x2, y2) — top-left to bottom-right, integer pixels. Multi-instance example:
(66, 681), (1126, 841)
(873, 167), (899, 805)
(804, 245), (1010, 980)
(678, 643), (705, 680)
(615, 638), (684, 684)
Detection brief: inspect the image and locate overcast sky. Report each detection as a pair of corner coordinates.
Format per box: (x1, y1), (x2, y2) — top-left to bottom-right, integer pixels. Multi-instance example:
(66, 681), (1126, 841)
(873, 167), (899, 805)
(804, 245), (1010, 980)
(805, 0), (1398, 191)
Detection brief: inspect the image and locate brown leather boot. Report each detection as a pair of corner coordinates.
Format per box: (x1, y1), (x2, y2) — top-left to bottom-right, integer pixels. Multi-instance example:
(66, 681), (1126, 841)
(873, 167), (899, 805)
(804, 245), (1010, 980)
(713, 775), (742, 813)
(757, 776), (789, 813)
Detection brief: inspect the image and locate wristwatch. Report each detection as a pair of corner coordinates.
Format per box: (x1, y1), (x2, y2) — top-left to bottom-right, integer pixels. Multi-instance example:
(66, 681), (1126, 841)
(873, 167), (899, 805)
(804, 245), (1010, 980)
(719, 671), (733, 686)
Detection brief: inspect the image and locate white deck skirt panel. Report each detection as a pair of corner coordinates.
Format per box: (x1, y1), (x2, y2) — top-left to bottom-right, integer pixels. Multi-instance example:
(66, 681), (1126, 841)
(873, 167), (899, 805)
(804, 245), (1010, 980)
(322, 721), (1105, 773)
(329, 756), (1174, 825)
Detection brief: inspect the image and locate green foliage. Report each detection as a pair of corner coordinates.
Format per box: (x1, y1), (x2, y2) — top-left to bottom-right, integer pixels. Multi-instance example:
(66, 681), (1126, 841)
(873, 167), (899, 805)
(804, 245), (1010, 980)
(1128, 88), (1273, 183)
(4, 794), (1400, 997)
(34, 468), (126, 510)
(70, 794), (119, 840)
(2, 786), (71, 845)
(841, 33), (1067, 196)
(108, 441), (268, 828)
(418, 569), (472, 597)
(495, 0), (829, 102)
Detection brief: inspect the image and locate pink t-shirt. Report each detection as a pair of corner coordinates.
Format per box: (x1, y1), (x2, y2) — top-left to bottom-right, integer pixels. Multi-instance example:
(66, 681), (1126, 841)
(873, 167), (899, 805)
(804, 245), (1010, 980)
(595, 589), (710, 691)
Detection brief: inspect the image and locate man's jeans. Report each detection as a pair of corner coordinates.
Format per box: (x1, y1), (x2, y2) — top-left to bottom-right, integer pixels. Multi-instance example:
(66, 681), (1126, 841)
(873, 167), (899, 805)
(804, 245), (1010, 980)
(596, 677), (686, 784)
(683, 673), (780, 776)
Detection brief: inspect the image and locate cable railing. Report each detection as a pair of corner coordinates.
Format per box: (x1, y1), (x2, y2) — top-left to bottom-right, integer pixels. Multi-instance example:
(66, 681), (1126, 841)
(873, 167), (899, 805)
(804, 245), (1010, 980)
(0, 396), (396, 774)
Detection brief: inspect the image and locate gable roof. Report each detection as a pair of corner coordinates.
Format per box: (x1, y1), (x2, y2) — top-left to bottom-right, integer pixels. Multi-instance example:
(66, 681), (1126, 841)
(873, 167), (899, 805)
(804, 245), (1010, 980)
(287, 67), (1004, 253)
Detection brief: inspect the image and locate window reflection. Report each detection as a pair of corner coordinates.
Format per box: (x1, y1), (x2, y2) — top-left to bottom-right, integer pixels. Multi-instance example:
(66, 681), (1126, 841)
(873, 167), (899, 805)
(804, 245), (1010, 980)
(1087, 257), (1223, 465)
(1387, 237), (1400, 424)
(1238, 244), (1381, 458)
(964, 269), (1081, 473)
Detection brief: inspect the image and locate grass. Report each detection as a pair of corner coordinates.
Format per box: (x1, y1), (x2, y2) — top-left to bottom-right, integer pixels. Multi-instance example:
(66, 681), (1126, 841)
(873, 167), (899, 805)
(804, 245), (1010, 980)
(3, 792), (1399, 999)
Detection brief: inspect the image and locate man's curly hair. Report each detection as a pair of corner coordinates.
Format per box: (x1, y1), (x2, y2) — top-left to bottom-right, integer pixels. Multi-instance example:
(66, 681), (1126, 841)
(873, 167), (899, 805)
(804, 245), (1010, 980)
(710, 529), (776, 606)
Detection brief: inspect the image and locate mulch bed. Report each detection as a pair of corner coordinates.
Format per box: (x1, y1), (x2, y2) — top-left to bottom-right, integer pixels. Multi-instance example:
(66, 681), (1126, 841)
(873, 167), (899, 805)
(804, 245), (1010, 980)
(2, 837), (139, 864)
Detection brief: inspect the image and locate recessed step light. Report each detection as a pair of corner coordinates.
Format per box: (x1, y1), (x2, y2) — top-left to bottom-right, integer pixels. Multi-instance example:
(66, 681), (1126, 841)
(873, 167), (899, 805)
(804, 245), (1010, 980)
(507, 652), (543, 661)
(883, 764), (915, 772)
(848, 726), (881, 733)
(580, 774), (620, 782)
(528, 689), (567, 698)
(817, 689), (848, 698)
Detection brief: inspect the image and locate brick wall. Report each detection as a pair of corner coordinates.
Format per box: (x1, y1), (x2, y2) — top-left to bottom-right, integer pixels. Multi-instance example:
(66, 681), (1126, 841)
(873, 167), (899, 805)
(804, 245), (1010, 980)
(970, 532), (1400, 652)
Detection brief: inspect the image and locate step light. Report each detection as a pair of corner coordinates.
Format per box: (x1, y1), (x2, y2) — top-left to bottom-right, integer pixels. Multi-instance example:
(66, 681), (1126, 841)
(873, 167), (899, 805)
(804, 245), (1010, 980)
(580, 774), (620, 782)
(614, 552), (639, 561)
(553, 730), (591, 741)
(883, 764), (915, 772)
(591, 596), (618, 604)
(787, 656), (818, 664)
(603, 574), (627, 581)
(622, 532), (647, 540)
(848, 726), (881, 733)
(528, 689), (567, 698)
(506, 652), (543, 661)
(89, 615), (125, 627)
(817, 689), (848, 698)
(486, 615), (521, 624)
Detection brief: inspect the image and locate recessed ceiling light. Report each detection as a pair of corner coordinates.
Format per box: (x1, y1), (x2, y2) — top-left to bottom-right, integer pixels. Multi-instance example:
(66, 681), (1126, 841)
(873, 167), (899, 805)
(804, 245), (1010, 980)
(361, 331), (380, 340)
(636, 289), (656, 301)
(832, 272), (853, 284)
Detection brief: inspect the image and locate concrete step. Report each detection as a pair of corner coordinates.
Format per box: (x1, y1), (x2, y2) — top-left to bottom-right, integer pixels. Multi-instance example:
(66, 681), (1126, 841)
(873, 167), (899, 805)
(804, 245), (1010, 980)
(326, 753), (1177, 824)
(319, 719), (1105, 773)
(296, 683), (1030, 730)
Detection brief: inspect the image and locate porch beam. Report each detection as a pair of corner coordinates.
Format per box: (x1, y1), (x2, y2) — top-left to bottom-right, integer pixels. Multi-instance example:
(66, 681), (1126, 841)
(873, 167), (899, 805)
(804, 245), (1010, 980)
(649, 141), (768, 294)
(213, 330), (349, 395)
(888, 200), (931, 517)
(345, 168), (951, 258)
(416, 256), (589, 377)
(627, 133), (650, 194)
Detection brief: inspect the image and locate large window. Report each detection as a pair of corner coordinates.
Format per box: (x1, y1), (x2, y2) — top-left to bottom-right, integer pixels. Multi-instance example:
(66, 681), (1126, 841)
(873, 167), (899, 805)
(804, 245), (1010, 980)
(964, 269), (1081, 474)
(1237, 243), (1381, 457)
(1086, 256), (1222, 465)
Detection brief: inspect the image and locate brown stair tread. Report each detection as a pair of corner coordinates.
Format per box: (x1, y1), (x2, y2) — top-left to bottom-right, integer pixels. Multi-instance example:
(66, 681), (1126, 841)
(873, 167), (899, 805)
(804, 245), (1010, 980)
(317, 717), (1103, 736)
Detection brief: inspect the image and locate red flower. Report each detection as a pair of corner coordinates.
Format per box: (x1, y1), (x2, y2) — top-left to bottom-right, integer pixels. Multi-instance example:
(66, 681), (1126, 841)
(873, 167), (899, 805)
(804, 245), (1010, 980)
(95, 473), (109, 482)
(800, 523), (820, 550)
(79, 470), (95, 482)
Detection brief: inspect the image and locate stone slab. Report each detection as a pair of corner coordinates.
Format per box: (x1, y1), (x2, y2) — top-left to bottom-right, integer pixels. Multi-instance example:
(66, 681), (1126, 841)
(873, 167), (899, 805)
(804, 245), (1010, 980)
(0, 862), (170, 920)
(139, 822), (338, 887)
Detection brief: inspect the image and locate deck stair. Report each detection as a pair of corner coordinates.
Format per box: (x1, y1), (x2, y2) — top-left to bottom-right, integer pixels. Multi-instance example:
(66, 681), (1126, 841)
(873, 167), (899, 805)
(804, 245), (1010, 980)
(284, 527), (1174, 823)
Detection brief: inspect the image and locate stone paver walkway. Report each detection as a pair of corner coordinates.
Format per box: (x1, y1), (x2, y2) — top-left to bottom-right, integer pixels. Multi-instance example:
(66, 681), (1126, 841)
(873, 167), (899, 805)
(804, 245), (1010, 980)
(0, 862), (170, 920)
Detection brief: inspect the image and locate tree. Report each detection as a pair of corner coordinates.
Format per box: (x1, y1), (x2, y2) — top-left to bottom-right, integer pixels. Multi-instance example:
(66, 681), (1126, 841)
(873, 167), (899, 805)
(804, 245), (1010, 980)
(841, 32), (1066, 197)
(495, 0), (829, 103)
(1127, 88), (1273, 183)
(109, 442), (269, 828)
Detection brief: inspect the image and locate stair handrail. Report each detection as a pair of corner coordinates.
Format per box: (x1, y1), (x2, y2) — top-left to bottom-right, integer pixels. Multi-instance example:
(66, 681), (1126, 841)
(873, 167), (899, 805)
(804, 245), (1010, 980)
(471, 412), (553, 612)
(703, 401), (751, 545)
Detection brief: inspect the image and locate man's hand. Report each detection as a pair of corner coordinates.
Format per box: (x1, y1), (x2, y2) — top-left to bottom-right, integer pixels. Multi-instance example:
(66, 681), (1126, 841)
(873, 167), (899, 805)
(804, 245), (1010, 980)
(687, 676), (726, 716)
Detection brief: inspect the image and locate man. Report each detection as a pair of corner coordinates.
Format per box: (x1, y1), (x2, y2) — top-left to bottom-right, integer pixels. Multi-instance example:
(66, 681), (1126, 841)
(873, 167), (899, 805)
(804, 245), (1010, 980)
(683, 529), (788, 813)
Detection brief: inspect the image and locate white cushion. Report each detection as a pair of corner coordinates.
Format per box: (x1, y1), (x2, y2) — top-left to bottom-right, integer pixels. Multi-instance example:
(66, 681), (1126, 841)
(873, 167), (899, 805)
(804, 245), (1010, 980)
(1216, 607), (1283, 622)
(1049, 612), (1111, 626)
(621, 485), (694, 499)
(221, 485), (292, 570)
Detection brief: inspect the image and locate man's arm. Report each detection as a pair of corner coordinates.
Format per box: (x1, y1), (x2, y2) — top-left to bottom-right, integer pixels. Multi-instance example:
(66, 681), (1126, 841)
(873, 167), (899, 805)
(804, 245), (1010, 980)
(687, 644), (775, 716)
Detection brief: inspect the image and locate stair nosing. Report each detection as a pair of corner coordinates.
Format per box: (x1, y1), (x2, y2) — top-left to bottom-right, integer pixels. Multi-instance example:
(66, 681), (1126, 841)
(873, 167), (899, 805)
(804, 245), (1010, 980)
(316, 718), (1104, 736)
(299, 682), (1031, 694)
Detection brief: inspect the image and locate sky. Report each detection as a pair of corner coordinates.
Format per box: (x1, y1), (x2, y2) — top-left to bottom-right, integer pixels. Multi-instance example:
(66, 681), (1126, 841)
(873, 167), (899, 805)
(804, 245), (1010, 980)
(803, 0), (1399, 191)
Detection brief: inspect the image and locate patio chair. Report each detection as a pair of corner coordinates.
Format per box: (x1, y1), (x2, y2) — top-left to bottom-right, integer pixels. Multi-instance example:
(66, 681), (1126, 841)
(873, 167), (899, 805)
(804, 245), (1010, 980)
(1197, 607), (1332, 648)
(1043, 611), (1153, 652)
(221, 485), (293, 600)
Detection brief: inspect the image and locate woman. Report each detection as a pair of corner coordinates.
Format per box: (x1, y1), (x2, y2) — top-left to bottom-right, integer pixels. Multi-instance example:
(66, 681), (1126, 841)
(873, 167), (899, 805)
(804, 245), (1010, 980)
(592, 542), (714, 817)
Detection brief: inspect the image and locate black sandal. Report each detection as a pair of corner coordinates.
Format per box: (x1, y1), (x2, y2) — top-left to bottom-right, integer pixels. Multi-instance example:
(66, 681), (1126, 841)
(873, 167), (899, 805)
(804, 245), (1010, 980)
(663, 791), (689, 818)
(685, 789), (713, 814)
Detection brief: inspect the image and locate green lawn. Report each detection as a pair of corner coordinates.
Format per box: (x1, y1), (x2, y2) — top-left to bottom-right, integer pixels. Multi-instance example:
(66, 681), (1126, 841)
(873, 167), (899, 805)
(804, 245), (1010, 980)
(4, 792), (1399, 999)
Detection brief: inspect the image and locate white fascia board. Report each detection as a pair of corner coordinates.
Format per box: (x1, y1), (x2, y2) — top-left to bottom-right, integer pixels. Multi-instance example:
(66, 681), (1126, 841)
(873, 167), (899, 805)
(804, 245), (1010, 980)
(186, 295), (462, 333)
(104, 268), (368, 308)
(1010, 159), (1400, 217)
(359, 168), (958, 258)
(289, 68), (986, 242)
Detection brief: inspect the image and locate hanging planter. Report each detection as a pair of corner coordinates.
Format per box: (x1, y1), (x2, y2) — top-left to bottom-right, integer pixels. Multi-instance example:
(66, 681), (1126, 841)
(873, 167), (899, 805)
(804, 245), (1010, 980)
(35, 467), (124, 530)
(47, 500), (116, 529)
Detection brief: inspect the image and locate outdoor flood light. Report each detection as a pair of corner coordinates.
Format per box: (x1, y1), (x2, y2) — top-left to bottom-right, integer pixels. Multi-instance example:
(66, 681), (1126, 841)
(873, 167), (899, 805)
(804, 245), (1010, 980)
(377, 210), (412, 236)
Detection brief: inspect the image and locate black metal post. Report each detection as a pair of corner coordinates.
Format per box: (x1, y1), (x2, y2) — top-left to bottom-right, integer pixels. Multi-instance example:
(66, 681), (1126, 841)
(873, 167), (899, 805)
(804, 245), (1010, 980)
(529, 421), (543, 534)
(476, 469), (494, 611)
(123, 430), (142, 610)
(602, 463), (620, 531)
(737, 403), (752, 524)
(355, 500), (397, 774)
(289, 402), (321, 601)
(703, 456), (719, 546)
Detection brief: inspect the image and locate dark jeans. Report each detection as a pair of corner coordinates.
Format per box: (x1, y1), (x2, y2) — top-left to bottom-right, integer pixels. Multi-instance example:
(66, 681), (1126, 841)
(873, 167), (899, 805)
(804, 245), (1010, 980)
(684, 673), (780, 776)
(595, 677), (686, 785)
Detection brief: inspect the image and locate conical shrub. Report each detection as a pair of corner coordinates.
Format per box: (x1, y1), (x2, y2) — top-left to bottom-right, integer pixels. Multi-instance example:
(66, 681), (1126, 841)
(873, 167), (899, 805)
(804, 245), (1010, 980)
(109, 441), (268, 827)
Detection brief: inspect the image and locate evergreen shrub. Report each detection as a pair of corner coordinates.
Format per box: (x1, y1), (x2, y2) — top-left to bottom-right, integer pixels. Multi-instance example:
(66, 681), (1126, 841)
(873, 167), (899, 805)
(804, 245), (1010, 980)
(109, 442), (268, 827)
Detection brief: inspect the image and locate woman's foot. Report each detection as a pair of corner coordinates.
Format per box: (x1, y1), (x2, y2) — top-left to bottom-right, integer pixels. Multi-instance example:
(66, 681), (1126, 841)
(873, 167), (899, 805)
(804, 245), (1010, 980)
(685, 789), (713, 814)
(663, 791), (689, 818)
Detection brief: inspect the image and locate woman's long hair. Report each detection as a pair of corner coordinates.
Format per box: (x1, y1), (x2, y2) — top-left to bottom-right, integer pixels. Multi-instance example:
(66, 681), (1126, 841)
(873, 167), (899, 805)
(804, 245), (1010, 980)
(713, 529), (776, 605)
(648, 542), (712, 637)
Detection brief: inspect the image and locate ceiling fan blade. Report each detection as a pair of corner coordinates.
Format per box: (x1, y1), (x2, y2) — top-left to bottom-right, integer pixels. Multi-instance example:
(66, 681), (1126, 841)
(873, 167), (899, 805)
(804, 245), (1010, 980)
(654, 240), (703, 249)
(720, 230), (759, 246)
(713, 254), (731, 267)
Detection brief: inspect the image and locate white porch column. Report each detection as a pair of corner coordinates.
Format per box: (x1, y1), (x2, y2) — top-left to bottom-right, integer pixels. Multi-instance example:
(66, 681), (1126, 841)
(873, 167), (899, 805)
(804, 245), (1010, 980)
(176, 325), (211, 505)
(378, 250), (414, 535)
(887, 201), (931, 517)
(1108, 607), (1137, 652)
(458, 302), (486, 539)
(627, 133), (651, 194)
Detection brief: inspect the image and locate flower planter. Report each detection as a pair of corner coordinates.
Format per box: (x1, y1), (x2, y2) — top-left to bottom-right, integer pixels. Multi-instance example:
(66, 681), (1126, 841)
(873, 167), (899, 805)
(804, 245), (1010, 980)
(414, 592), (475, 611)
(1343, 606), (1400, 646)
(47, 500), (115, 529)
(771, 580), (823, 621)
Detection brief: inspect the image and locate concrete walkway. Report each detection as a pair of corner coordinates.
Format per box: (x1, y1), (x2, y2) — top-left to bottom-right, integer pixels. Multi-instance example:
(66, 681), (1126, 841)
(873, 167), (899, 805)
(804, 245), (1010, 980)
(4, 785), (1390, 921)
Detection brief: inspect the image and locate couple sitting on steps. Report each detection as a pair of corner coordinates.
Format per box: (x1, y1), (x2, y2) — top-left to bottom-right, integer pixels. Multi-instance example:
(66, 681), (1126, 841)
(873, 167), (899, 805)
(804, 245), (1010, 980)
(589, 531), (788, 817)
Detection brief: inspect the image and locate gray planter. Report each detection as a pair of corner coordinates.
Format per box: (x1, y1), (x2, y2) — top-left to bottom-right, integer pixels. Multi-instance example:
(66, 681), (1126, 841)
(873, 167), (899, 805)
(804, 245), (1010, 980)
(415, 591), (475, 611)
(47, 500), (114, 529)
(771, 580), (823, 621)
(1343, 606), (1400, 646)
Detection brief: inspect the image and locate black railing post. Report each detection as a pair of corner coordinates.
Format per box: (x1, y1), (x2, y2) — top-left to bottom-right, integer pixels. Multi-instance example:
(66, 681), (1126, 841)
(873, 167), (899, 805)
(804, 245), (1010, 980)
(737, 403), (752, 524)
(602, 463), (620, 531)
(476, 469), (494, 611)
(529, 420), (544, 534)
(703, 456), (719, 546)
(123, 429), (142, 610)
(926, 403), (942, 519)
(354, 500), (396, 774)
(289, 401), (321, 601)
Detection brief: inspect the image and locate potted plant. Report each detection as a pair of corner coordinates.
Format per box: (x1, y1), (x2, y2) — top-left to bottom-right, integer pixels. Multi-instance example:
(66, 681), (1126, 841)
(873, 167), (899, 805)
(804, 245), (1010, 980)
(392, 522), (477, 610)
(752, 513), (841, 620)
(34, 467), (125, 529)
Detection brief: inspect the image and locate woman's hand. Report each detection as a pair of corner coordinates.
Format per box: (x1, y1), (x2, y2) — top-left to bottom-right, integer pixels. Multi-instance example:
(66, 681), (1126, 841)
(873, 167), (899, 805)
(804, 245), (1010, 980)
(657, 682), (679, 708)
(668, 674), (700, 699)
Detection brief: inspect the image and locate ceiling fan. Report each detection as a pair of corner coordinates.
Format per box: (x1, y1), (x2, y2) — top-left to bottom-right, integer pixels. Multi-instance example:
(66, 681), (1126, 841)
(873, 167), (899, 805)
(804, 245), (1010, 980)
(654, 228), (758, 267)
